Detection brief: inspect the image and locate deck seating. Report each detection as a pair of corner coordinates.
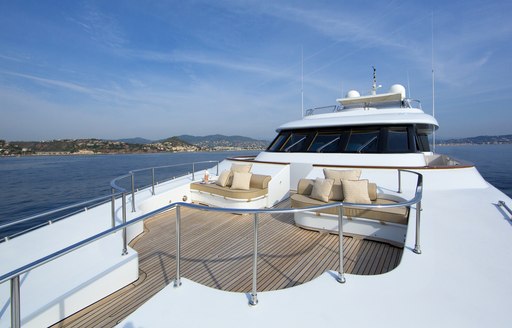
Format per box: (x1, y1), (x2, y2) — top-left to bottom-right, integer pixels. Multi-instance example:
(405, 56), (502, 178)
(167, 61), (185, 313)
(190, 163), (272, 208)
(291, 169), (409, 246)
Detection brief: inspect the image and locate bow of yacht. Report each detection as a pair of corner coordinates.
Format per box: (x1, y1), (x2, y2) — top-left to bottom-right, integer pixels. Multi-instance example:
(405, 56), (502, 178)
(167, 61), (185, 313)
(1, 80), (512, 328)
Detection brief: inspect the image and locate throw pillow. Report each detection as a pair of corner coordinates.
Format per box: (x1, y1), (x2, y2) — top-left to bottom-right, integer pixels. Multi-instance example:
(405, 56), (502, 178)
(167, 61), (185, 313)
(342, 179), (371, 204)
(215, 170), (232, 187)
(310, 178), (334, 203)
(230, 172), (252, 190)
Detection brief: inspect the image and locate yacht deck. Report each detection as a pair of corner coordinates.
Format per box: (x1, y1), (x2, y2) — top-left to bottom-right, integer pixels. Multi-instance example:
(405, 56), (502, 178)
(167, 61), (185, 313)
(52, 200), (402, 327)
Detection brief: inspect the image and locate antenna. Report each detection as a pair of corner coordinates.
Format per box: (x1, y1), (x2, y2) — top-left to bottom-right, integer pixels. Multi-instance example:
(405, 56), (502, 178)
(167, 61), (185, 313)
(371, 66), (382, 95)
(431, 12), (436, 153)
(301, 46), (304, 118)
(407, 71), (411, 98)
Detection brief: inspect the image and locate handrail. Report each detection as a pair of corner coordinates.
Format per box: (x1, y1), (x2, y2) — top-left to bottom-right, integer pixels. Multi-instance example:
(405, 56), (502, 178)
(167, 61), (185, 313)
(1, 160), (221, 242)
(304, 105), (341, 116)
(1, 168), (422, 326)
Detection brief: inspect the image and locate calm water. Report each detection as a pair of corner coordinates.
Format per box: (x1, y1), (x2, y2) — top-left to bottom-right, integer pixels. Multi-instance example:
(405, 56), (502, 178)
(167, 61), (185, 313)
(1, 145), (511, 239)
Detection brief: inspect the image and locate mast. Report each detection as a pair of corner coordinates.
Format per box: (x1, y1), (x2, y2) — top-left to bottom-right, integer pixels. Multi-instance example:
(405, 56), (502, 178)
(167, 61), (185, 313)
(431, 12), (436, 153)
(301, 46), (304, 118)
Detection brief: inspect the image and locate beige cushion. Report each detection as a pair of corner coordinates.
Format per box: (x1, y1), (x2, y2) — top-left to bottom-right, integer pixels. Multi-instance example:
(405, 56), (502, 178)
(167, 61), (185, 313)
(310, 178), (334, 203)
(230, 172), (252, 190)
(231, 163), (252, 173)
(215, 170), (232, 187)
(368, 183), (377, 201)
(323, 169), (361, 181)
(191, 182), (267, 200)
(342, 179), (371, 204)
(250, 174), (271, 189)
(297, 178), (315, 195)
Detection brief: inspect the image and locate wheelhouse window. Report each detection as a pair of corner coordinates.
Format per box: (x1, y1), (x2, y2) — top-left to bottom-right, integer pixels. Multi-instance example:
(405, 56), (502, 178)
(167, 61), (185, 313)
(266, 124), (433, 153)
(281, 133), (309, 152)
(386, 127), (409, 152)
(309, 133), (342, 153)
(346, 129), (379, 153)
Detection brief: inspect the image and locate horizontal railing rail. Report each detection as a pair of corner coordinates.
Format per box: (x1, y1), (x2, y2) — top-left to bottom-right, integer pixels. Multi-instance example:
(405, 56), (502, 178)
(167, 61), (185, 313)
(1, 160), (220, 243)
(304, 105), (341, 116)
(2, 168), (422, 327)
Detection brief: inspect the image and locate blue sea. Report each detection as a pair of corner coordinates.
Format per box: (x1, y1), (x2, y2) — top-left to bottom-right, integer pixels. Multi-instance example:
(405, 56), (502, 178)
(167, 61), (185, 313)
(1, 145), (511, 240)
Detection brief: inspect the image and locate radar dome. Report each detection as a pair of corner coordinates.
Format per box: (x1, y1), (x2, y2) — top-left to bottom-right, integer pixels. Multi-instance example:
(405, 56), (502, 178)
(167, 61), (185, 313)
(346, 90), (361, 98)
(389, 84), (406, 99)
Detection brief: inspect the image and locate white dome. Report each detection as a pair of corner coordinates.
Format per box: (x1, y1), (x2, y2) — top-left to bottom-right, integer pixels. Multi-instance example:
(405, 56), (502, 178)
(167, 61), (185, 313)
(346, 90), (361, 98)
(389, 84), (406, 99)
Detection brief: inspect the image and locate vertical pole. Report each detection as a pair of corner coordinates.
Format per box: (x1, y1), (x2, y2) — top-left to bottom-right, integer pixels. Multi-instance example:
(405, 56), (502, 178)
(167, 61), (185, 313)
(413, 201), (422, 254)
(131, 173), (136, 212)
(192, 163), (195, 181)
(337, 206), (346, 283)
(216, 162), (219, 176)
(11, 276), (21, 328)
(151, 168), (155, 196)
(398, 170), (402, 193)
(249, 213), (259, 306)
(122, 193), (128, 256)
(174, 205), (182, 287)
(111, 188), (116, 228)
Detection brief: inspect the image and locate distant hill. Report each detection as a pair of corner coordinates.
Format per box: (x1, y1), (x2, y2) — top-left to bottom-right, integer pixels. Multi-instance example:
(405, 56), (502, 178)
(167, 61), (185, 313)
(438, 134), (512, 145)
(177, 134), (269, 150)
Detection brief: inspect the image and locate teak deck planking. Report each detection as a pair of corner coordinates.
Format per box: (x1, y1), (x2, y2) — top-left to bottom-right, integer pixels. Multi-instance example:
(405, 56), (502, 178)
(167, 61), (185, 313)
(52, 201), (403, 327)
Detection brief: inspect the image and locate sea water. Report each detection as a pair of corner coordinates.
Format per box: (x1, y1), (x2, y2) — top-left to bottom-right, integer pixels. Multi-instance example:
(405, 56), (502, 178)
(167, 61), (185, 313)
(1, 145), (511, 239)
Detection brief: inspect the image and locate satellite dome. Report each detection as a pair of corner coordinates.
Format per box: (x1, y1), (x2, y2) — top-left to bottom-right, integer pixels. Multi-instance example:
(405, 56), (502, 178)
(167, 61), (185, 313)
(346, 90), (361, 98)
(389, 84), (406, 99)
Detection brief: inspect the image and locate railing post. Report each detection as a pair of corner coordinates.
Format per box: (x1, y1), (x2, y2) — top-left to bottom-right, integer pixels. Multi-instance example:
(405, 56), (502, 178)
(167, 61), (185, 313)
(11, 275), (21, 328)
(192, 163), (195, 181)
(174, 205), (182, 287)
(151, 168), (155, 196)
(249, 213), (259, 306)
(121, 193), (128, 256)
(131, 173), (136, 212)
(216, 161), (219, 176)
(111, 188), (116, 228)
(413, 201), (422, 254)
(397, 169), (402, 193)
(337, 206), (346, 283)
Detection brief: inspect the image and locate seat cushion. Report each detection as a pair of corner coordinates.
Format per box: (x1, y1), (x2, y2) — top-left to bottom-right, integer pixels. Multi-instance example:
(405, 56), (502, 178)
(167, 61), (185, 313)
(290, 193), (408, 225)
(191, 182), (268, 200)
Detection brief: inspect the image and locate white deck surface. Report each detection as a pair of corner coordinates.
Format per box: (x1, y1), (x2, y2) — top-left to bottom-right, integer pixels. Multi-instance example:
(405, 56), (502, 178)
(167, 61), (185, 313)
(119, 184), (512, 327)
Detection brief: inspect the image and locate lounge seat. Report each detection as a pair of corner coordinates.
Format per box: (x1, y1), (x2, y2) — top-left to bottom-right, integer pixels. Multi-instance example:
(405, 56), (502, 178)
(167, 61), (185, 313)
(291, 176), (409, 246)
(190, 165), (272, 209)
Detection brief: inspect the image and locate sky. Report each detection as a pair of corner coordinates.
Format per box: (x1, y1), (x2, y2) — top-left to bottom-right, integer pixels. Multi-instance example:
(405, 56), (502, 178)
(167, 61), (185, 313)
(0, 0), (511, 141)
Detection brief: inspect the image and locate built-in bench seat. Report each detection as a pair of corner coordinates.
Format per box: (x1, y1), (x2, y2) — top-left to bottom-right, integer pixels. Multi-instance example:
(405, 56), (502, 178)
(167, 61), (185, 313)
(291, 169), (409, 246)
(190, 164), (271, 209)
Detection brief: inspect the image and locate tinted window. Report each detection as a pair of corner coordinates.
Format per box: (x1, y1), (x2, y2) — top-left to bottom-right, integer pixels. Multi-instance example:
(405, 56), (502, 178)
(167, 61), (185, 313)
(282, 133), (309, 152)
(346, 129), (379, 153)
(387, 127), (409, 152)
(268, 133), (289, 151)
(309, 134), (341, 152)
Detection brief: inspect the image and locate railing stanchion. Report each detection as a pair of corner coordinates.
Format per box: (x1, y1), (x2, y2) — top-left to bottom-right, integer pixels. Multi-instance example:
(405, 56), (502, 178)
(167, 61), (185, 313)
(192, 163), (195, 181)
(216, 161), (219, 176)
(131, 173), (136, 212)
(11, 275), (21, 328)
(398, 169), (402, 193)
(151, 168), (155, 196)
(111, 188), (116, 228)
(174, 205), (182, 287)
(249, 213), (259, 306)
(121, 193), (128, 256)
(337, 206), (346, 283)
(413, 201), (422, 254)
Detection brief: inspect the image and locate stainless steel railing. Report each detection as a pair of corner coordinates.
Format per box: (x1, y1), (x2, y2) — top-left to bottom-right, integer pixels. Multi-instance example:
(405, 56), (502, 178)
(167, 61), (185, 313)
(110, 160), (220, 213)
(1, 168), (422, 327)
(498, 201), (512, 217)
(1, 160), (220, 242)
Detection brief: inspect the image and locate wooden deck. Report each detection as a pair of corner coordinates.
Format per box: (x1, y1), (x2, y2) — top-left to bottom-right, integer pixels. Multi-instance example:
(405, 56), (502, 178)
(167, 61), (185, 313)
(52, 201), (403, 327)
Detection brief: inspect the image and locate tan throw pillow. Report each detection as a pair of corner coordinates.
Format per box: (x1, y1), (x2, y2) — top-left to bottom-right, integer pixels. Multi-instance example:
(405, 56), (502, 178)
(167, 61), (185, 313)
(215, 170), (232, 187)
(310, 178), (334, 203)
(323, 168), (361, 181)
(230, 172), (252, 190)
(231, 163), (252, 173)
(323, 169), (362, 201)
(342, 179), (371, 204)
